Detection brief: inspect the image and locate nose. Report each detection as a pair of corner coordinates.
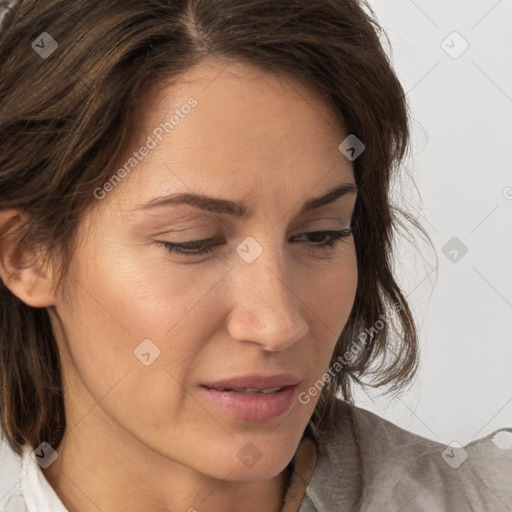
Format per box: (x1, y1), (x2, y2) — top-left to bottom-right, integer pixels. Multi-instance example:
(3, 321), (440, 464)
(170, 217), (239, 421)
(226, 246), (309, 352)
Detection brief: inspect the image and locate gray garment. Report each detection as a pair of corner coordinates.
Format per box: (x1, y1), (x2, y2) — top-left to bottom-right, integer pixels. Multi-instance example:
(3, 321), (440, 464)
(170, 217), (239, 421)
(298, 398), (512, 511)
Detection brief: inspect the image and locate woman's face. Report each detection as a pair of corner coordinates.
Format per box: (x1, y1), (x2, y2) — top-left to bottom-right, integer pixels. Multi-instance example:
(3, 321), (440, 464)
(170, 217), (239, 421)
(49, 58), (358, 482)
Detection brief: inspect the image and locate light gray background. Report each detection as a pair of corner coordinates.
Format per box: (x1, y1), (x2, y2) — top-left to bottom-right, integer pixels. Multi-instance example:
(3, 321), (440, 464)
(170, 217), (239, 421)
(2, 0), (512, 504)
(353, 0), (512, 447)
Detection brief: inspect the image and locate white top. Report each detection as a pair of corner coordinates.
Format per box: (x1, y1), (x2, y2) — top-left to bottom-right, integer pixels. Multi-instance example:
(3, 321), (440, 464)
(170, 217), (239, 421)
(1, 445), (67, 512)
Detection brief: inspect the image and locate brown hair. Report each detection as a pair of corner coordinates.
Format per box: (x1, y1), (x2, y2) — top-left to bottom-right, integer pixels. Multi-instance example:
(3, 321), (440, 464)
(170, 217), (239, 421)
(0, 0), (433, 457)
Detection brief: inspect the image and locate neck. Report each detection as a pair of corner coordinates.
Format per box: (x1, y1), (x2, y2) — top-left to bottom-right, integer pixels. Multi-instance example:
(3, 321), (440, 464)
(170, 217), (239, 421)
(42, 417), (293, 512)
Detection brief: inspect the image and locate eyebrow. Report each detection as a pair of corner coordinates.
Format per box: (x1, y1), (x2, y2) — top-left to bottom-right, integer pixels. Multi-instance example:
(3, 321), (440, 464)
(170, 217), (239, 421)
(136, 182), (358, 219)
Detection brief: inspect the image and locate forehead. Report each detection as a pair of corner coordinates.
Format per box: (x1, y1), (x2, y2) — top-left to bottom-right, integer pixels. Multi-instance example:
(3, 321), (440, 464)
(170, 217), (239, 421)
(104, 58), (353, 211)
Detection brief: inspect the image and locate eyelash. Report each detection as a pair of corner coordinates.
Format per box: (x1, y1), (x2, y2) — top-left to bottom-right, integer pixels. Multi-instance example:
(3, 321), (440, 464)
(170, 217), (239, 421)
(160, 229), (353, 257)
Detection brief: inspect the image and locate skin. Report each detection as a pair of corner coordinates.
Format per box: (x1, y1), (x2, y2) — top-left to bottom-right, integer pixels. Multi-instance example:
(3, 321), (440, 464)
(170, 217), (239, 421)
(0, 58), (358, 512)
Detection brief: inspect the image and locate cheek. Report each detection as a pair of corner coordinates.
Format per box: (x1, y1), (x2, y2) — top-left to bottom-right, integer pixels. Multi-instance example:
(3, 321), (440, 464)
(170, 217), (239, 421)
(306, 252), (358, 333)
(301, 253), (358, 377)
(70, 236), (219, 339)
(56, 242), (219, 419)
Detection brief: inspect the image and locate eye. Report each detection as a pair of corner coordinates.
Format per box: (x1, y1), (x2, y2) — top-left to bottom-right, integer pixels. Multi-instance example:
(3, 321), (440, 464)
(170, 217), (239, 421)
(291, 229), (353, 254)
(159, 229), (353, 257)
(161, 238), (220, 256)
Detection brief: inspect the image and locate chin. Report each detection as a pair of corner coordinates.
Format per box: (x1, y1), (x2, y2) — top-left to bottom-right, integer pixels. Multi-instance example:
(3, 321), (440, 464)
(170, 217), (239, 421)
(205, 441), (296, 482)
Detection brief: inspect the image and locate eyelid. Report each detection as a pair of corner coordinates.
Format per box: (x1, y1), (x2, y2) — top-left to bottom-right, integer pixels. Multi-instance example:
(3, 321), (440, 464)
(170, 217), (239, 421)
(163, 225), (349, 245)
(159, 227), (353, 259)
(309, 218), (347, 226)
(158, 217), (349, 238)
(292, 218), (349, 233)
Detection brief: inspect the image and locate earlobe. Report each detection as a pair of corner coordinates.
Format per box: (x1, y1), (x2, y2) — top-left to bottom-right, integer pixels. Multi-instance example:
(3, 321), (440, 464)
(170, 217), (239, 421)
(0, 209), (57, 308)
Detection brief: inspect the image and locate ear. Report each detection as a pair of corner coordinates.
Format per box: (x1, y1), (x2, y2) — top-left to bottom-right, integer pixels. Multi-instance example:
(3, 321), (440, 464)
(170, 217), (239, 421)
(0, 209), (57, 308)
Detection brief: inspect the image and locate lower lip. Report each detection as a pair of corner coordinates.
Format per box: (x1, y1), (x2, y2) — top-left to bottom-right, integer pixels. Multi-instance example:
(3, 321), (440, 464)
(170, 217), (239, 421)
(199, 384), (299, 422)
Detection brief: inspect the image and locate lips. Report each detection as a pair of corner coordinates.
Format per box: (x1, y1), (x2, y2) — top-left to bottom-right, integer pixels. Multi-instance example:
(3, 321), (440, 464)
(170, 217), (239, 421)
(213, 386), (284, 393)
(200, 373), (301, 392)
(199, 381), (300, 422)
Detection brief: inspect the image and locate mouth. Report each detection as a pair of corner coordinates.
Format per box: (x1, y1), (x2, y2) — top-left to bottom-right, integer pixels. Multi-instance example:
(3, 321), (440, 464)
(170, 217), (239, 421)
(200, 373), (301, 391)
(199, 383), (300, 422)
(203, 386), (286, 394)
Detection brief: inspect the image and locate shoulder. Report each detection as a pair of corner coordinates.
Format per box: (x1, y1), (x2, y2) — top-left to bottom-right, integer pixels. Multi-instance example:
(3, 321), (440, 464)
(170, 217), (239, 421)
(316, 397), (512, 511)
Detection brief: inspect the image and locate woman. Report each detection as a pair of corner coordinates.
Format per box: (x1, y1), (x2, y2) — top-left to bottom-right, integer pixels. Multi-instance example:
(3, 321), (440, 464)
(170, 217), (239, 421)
(0, 0), (510, 511)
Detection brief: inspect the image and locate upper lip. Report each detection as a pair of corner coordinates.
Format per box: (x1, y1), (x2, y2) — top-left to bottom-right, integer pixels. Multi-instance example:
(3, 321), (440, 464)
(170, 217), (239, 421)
(201, 373), (301, 390)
